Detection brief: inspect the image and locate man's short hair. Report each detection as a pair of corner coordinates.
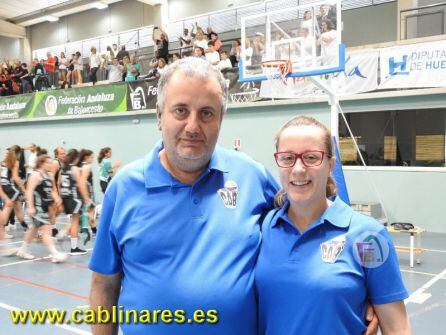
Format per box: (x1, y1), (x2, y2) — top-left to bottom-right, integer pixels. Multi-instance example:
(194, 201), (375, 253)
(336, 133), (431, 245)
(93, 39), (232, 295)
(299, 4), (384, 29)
(157, 57), (228, 115)
(207, 41), (215, 47)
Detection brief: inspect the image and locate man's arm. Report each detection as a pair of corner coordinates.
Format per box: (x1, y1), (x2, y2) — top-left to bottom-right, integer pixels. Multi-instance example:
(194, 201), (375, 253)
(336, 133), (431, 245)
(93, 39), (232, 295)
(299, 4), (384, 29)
(90, 271), (122, 335)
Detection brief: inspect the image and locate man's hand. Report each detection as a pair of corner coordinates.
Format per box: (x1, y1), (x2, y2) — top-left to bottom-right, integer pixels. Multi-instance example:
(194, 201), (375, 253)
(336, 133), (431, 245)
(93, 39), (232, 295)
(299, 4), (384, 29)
(364, 303), (379, 335)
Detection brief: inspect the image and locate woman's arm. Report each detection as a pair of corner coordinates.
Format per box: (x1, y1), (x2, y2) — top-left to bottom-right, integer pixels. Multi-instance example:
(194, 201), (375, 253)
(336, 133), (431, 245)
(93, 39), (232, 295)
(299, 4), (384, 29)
(74, 166), (90, 204)
(12, 161), (25, 193)
(374, 301), (411, 335)
(25, 172), (39, 217)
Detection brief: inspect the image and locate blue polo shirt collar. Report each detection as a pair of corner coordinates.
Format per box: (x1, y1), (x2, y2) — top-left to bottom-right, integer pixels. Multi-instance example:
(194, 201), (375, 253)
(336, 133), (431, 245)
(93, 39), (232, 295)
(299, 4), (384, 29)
(143, 140), (229, 189)
(272, 196), (353, 230)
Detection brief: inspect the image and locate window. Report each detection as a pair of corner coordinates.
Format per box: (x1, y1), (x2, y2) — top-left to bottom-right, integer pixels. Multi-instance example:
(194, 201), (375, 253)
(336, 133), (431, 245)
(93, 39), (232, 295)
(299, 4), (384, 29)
(339, 109), (446, 167)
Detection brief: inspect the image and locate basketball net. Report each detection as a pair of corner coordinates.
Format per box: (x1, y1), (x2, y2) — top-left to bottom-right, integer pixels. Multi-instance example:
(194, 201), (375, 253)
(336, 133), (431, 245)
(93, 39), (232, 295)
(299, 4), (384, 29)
(261, 59), (292, 85)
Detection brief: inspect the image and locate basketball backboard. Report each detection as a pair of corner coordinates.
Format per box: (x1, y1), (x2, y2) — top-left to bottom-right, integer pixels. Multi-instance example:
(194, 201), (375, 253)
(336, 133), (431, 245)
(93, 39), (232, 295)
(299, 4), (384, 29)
(239, 0), (344, 82)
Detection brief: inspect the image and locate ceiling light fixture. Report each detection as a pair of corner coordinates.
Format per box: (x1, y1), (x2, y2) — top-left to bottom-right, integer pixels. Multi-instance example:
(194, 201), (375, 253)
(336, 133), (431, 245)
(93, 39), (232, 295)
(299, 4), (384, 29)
(44, 15), (59, 22)
(91, 1), (108, 9)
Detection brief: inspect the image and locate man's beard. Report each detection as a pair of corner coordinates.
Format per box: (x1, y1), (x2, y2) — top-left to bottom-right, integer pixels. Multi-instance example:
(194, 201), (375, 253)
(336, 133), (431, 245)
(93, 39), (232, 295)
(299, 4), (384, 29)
(165, 145), (214, 173)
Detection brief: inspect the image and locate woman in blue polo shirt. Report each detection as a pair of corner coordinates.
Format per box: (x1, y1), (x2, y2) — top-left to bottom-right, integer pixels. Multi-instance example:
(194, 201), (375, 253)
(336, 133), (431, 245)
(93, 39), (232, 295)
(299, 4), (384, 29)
(255, 115), (411, 335)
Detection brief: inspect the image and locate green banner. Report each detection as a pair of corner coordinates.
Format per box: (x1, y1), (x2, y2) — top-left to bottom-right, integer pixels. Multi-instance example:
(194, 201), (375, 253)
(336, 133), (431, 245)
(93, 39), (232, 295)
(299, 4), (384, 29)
(0, 93), (35, 120)
(25, 83), (127, 119)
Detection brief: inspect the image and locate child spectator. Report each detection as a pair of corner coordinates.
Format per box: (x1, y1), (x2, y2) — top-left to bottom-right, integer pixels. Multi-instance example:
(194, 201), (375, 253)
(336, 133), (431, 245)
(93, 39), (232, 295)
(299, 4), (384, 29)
(205, 41), (220, 66)
(194, 47), (206, 60)
(218, 51), (232, 71)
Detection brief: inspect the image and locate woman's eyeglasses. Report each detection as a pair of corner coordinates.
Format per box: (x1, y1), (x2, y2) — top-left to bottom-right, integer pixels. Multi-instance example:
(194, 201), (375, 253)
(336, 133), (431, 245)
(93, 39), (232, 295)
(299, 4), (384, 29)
(274, 150), (327, 168)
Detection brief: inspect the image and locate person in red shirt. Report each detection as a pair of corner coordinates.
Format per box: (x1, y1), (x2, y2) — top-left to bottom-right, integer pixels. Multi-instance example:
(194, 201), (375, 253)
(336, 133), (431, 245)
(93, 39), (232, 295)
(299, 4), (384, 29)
(210, 33), (222, 52)
(44, 52), (56, 73)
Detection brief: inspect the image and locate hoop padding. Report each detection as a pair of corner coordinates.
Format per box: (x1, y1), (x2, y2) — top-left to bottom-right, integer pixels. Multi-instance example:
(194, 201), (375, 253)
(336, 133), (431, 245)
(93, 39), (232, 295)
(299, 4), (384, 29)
(261, 60), (292, 80)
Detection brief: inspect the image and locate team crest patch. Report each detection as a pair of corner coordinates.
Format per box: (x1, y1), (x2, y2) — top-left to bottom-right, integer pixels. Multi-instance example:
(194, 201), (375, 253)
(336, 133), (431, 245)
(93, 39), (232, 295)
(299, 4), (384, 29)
(320, 235), (346, 264)
(217, 181), (238, 209)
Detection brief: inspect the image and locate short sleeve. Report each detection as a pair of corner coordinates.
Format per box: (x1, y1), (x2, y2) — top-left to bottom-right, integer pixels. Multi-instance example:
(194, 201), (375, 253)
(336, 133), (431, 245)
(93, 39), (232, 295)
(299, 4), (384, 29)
(365, 228), (409, 305)
(88, 184), (122, 274)
(104, 160), (112, 174)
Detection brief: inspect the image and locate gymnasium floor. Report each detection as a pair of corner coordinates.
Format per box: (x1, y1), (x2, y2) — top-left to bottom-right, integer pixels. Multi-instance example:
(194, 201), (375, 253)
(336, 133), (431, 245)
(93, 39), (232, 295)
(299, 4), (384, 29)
(0, 217), (445, 335)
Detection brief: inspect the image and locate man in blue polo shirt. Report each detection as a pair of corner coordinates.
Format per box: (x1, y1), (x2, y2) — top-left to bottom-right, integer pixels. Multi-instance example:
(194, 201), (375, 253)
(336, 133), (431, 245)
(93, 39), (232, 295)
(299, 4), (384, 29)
(88, 57), (278, 335)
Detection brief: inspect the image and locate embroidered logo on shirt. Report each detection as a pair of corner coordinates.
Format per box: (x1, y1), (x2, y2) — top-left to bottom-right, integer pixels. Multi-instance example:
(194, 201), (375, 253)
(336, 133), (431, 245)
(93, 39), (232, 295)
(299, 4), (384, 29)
(320, 235), (346, 264)
(217, 181), (238, 209)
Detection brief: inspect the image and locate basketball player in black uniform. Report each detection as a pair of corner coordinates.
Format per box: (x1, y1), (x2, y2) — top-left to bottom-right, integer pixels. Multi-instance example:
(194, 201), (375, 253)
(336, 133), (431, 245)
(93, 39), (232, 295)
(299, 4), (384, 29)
(17, 155), (66, 263)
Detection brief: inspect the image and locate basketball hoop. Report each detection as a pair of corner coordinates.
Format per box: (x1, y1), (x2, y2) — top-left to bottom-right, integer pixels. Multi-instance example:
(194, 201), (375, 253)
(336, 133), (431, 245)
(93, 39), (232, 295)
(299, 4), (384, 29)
(261, 60), (292, 84)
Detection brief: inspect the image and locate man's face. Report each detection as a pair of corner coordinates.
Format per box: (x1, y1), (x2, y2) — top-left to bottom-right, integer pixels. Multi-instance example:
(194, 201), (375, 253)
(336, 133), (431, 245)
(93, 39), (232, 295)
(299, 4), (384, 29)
(159, 72), (223, 173)
(47, 52), (51, 58)
(183, 29), (188, 35)
(160, 34), (166, 40)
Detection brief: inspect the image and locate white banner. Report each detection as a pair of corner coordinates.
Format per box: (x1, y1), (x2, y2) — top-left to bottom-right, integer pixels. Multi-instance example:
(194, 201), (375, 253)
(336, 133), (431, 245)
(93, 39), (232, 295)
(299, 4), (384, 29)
(259, 49), (379, 99)
(379, 40), (446, 89)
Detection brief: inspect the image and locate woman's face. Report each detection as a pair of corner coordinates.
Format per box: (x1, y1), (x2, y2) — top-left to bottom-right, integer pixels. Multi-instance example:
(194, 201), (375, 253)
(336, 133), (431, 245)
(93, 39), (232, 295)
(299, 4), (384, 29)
(106, 150), (112, 158)
(322, 21), (328, 32)
(276, 125), (334, 208)
(42, 158), (53, 172)
(304, 11), (311, 20)
(86, 154), (94, 164)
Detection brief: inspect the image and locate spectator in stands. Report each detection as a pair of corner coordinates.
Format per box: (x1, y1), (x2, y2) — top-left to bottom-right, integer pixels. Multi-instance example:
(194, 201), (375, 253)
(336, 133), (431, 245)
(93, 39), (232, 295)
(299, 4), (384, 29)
(194, 31), (208, 51)
(20, 63), (33, 93)
(172, 53), (181, 63)
(297, 27), (314, 62)
(194, 47), (206, 60)
(209, 33), (222, 52)
(66, 53), (76, 87)
(112, 43), (119, 57)
(155, 58), (167, 78)
(125, 55), (141, 82)
(317, 4), (337, 33)
(34, 59), (50, 91)
(154, 29), (169, 63)
(317, 19), (337, 65)
(301, 10), (314, 36)
(58, 52), (68, 83)
(73, 51), (83, 84)
(179, 28), (193, 57)
(116, 46), (129, 61)
(106, 46), (114, 64)
(122, 55), (129, 81)
(44, 51), (56, 88)
(205, 41), (220, 66)
(0, 67), (13, 96)
(252, 35), (265, 65)
(89, 46), (101, 85)
(149, 50), (160, 69)
(218, 51), (232, 71)
(245, 38), (253, 66)
(11, 61), (25, 94)
(106, 57), (123, 83)
(229, 39), (241, 67)
(206, 26), (216, 40)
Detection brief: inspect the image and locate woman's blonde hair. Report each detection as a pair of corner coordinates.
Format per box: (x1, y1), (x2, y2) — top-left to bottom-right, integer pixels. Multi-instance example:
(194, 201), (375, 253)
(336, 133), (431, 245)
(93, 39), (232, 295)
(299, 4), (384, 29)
(274, 115), (337, 207)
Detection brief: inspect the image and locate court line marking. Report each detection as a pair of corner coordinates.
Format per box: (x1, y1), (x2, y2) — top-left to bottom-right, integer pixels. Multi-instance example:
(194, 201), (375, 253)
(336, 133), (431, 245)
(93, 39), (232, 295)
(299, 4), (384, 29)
(0, 274), (88, 301)
(424, 248), (446, 254)
(0, 248), (92, 268)
(405, 268), (446, 305)
(401, 269), (446, 278)
(0, 301), (92, 335)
